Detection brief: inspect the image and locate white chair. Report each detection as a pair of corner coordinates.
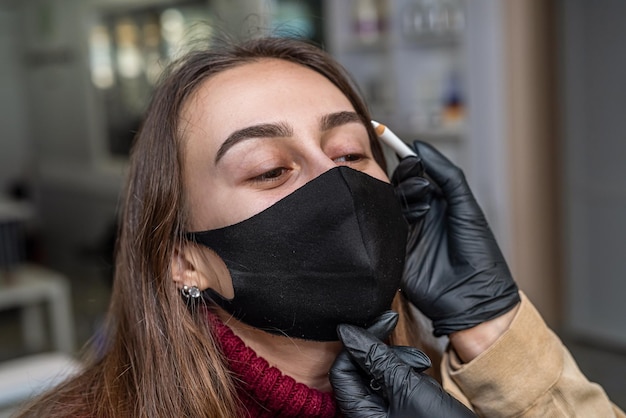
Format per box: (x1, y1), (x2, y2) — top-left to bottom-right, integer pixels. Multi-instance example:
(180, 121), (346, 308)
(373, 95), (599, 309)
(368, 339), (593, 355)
(0, 352), (81, 413)
(0, 264), (75, 354)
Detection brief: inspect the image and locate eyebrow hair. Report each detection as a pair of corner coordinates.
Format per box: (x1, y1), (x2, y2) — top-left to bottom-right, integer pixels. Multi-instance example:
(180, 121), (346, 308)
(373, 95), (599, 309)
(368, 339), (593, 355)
(320, 111), (363, 131)
(214, 111), (364, 164)
(215, 122), (293, 163)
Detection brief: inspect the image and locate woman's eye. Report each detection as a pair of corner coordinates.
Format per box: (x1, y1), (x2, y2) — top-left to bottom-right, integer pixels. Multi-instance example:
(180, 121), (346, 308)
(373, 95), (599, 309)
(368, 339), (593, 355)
(334, 154), (363, 164)
(251, 167), (288, 182)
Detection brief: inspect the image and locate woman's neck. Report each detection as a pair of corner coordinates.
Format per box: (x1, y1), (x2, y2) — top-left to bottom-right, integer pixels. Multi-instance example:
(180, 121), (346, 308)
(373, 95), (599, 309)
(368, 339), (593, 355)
(215, 309), (342, 392)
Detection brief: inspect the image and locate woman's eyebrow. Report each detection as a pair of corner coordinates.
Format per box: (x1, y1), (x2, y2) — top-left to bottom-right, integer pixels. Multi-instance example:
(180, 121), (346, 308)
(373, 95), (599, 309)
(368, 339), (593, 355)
(214, 111), (363, 164)
(215, 122), (293, 163)
(320, 111), (363, 131)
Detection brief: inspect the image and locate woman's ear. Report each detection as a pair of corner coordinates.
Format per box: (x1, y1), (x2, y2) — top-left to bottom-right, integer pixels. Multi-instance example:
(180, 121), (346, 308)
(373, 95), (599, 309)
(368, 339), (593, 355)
(171, 244), (209, 291)
(171, 243), (234, 298)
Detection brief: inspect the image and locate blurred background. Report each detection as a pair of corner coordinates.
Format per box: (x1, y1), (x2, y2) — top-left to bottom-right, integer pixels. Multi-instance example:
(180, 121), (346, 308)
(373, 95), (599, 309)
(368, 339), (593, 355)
(0, 0), (625, 412)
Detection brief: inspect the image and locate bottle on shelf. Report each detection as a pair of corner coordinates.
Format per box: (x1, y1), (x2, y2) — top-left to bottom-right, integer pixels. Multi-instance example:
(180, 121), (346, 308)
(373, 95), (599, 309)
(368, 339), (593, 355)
(402, 0), (465, 42)
(441, 70), (465, 132)
(352, 0), (385, 45)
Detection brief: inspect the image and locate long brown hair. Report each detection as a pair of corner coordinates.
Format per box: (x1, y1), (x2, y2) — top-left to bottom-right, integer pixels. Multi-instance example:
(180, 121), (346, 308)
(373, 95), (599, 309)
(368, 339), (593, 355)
(16, 36), (437, 418)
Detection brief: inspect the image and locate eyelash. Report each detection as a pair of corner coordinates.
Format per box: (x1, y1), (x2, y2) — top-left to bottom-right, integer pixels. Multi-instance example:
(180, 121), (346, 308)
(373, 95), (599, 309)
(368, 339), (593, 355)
(249, 153), (367, 184)
(251, 167), (288, 183)
(333, 153), (364, 163)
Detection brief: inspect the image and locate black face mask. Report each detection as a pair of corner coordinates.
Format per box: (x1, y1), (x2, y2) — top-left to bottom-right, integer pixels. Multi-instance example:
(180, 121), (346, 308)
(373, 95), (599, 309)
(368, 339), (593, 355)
(187, 166), (408, 341)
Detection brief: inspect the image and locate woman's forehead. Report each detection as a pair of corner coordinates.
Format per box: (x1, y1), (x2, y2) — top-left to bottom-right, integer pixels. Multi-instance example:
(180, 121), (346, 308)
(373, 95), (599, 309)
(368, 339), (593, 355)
(179, 59), (356, 152)
(188, 58), (338, 106)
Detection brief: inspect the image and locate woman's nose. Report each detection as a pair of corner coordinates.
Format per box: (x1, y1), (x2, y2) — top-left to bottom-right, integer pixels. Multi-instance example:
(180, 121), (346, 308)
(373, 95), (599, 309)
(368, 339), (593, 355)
(305, 148), (339, 181)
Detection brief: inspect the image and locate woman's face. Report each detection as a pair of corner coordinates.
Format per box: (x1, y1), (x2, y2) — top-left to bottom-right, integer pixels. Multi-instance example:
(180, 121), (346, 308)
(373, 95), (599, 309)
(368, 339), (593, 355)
(181, 58), (388, 232)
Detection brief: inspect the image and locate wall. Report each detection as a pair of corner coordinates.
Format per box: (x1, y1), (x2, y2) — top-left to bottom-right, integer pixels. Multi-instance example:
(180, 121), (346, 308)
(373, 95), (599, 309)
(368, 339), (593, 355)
(560, 0), (626, 347)
(503, 0), (562, 327)
(462, 0), (512, 260)
(0, 7), (31, 195)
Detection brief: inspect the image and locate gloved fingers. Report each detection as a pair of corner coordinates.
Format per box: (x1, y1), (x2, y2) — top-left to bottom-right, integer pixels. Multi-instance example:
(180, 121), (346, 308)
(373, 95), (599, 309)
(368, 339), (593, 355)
(364, 310), (398, 341)
(412, 141), (483, 212)
(393, 178), (431, 222)
(391, 156), (432, 224)
(329, 350), (388, 418)
(390, 155), (425, 185)
(411, 141), (461, 190)
(390, 345), (432, 372)
(337, 324), (431, 385)
(393, 176), (431, 202)
(335, 325), (478, 418)
(336, 313), (429, 377)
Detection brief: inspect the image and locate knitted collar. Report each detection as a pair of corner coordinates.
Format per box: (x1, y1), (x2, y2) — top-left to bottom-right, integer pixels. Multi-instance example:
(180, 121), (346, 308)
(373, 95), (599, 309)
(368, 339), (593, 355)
(208, 310), (341, 418)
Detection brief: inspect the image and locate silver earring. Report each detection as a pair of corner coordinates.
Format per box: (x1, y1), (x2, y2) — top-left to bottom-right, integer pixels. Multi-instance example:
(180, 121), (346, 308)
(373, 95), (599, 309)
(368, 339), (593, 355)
(181, 285), (201, 299)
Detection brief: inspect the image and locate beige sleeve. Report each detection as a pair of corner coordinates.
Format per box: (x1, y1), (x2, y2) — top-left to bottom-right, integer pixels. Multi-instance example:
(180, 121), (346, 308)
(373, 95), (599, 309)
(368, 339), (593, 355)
(440, 292), (625, 417)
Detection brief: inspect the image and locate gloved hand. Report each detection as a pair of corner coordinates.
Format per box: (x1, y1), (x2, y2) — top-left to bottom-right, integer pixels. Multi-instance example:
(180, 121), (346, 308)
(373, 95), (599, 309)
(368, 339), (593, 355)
(391, 140), (520, 336)
(329, 324), (476, 418)
(365, 310), (401, 341)
(390, 155), (431, 224)
(362, 311), (433, 368)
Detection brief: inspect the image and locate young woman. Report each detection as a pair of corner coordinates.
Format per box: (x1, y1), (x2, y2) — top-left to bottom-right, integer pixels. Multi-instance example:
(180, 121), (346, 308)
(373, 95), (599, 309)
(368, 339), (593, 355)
(16, 36), (623, 417)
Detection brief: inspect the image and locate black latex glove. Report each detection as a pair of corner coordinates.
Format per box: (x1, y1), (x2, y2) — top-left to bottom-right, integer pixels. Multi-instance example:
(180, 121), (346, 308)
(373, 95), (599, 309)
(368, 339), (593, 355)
(330, 324), (476, 418)
(390, 155), (431, 224)
(366, 310), (401, 341)
(391, 140), (520, 336)
(360, 311), (440, 370)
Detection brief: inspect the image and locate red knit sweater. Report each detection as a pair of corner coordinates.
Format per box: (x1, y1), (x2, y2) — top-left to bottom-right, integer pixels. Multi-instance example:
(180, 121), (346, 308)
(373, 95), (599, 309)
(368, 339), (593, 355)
(208, 312), (341, 418)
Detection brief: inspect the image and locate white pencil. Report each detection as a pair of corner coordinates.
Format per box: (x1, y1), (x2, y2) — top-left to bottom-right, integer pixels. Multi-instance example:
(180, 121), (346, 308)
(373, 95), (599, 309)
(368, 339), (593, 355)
(371, 120), (417, 159)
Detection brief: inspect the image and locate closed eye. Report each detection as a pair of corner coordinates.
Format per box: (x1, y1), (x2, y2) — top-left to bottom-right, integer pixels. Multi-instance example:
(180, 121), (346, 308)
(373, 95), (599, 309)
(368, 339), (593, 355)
(250, 167), (289, 183)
